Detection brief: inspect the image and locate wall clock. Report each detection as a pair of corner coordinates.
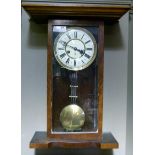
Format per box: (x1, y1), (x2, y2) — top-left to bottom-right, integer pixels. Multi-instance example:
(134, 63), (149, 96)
(22, 0), (131, 149)
(47, 20), (104, 141)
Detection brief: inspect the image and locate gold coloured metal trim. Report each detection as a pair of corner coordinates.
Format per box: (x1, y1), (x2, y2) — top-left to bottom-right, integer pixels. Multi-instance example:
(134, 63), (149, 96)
(53, 27), (97, 71)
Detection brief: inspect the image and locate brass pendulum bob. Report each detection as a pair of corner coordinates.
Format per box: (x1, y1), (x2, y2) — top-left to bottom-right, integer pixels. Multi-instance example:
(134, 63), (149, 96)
(60, 72), (85, 131)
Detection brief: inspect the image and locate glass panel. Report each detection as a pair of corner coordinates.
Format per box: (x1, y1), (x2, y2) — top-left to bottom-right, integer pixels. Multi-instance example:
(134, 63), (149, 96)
(52, 26), (98, 132)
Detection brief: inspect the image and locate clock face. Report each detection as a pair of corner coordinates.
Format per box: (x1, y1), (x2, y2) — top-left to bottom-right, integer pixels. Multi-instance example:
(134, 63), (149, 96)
(54, 27), (97, 71)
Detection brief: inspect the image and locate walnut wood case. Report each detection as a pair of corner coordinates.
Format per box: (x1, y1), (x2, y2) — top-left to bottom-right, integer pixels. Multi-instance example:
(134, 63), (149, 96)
(47, 20), (104, 141)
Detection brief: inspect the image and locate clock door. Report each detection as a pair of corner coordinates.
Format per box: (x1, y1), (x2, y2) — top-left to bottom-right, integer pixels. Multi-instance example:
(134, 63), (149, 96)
(47, 20), (104, 141)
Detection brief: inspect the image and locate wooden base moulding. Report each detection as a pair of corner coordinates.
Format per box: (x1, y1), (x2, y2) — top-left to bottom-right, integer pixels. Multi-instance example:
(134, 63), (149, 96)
(30, 131), (119, 149)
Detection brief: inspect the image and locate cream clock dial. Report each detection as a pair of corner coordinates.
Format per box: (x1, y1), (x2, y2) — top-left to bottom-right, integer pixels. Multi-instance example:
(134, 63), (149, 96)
(54, 27), (97, 71)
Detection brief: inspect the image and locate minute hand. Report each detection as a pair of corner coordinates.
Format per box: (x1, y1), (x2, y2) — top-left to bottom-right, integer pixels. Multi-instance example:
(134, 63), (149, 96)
(67, 45), (75, 50)
(67, 45), (84, 55)
(67, 45), (80, 52)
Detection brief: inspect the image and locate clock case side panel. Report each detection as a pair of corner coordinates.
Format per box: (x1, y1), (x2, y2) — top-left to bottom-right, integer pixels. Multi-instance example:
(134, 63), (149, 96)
(47, 20), (104, 141)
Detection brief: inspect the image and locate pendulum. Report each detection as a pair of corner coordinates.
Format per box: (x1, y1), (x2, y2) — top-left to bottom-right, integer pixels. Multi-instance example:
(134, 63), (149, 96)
(60, 71), (85, 131)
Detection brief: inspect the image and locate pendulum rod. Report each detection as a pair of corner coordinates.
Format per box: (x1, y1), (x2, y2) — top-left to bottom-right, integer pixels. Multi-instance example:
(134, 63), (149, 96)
(69, 72), (78, 104)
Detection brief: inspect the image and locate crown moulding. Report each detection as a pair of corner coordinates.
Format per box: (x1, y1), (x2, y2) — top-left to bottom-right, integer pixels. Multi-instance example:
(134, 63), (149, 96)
(22, 1), (132, 23)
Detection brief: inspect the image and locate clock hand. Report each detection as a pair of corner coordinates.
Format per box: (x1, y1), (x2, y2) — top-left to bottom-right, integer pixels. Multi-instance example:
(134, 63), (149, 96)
(76, 49), (85, 55)
(67, 45), (80, 51)
(67, 45), (75, 50)
(67, 45), (84, 54)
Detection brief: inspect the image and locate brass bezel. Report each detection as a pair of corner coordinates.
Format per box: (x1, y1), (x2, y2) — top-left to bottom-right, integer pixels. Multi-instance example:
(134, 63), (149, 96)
(53, 27), (97, 71)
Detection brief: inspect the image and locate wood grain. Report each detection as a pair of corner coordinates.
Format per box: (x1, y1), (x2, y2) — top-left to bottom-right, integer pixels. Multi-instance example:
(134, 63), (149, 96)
(47, 20), (104, 141)
(30, 131), (119, 149)
(97, 24), (104, 141)
(22, 2), (131, 23)
(47, 20), (52, 133)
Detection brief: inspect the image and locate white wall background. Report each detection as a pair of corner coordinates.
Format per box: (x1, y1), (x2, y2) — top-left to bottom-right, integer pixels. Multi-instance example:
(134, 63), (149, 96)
(21, 8), (132, 155)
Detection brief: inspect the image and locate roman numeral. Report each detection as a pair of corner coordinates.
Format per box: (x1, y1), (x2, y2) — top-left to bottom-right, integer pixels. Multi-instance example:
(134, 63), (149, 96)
(58, 48), (64, 50)
(74, 60), (76, 66)
(66, 58), (70, 64)
(84, 53), (91, 59)
(66, 34), (71, 40)
(81, 34), (84, 40)
(74, 31), (77, 38)
(81, 60), (85, 64)
(86, 48), (92, 50)
(85, 40), (91, 44)
(59, 40), (67, 47)
(60, 53), (66, 59)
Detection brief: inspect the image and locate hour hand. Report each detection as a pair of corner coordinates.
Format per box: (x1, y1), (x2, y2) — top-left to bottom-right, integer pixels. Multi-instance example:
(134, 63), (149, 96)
(77, 49), (85, 55)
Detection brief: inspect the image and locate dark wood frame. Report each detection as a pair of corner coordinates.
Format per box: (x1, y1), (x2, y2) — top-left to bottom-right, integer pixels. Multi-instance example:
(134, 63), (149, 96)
(22, 1), (132, 23)
(30, 132), (119, 149)
(47, 20), (104, 141)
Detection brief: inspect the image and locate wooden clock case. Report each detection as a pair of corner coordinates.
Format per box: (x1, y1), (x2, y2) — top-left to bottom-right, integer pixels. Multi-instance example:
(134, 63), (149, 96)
(47, 20), (104, 141)
(22, 0), (132, 149)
